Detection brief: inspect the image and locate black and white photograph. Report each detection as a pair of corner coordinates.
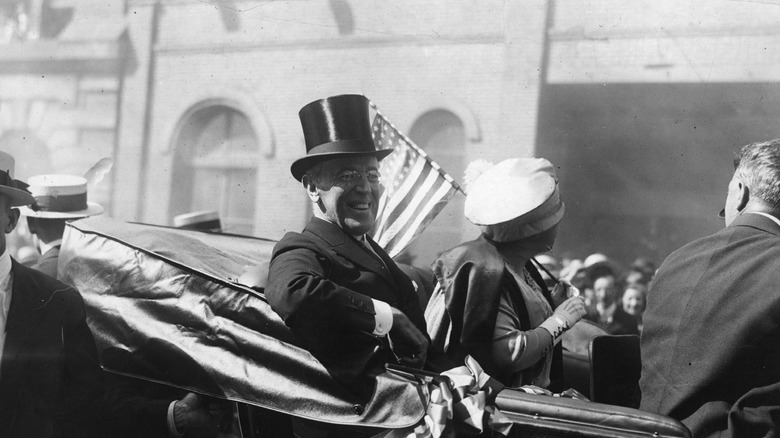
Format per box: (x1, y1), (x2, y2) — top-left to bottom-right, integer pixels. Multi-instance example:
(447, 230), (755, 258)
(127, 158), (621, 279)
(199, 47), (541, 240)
(1, 1), (779, 437)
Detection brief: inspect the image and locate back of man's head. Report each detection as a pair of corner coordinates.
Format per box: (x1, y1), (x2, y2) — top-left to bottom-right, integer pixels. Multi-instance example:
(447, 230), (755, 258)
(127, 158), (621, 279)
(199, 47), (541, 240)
(27, 217), (67, 243)
(735, 139), (780, 214)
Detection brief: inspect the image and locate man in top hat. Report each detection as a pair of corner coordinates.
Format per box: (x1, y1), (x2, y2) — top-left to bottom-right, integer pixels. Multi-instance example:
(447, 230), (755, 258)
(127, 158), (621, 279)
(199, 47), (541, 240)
(264, 94), (431, 392)
(639, 139), (780, 437)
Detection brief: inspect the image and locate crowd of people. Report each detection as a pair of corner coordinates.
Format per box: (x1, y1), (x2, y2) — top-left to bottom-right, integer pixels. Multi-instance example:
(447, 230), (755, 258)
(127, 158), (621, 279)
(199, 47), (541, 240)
(536, 252), (655, 337)
(1, 92), (778, 438)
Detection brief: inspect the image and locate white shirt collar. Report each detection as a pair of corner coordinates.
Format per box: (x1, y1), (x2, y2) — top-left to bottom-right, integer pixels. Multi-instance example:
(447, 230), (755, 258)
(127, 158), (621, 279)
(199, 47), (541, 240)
(39, 238), (63, 256)
(0, 249), (11, 284)
(0, 249), (12, 376)
(0, 248), (13, 317)
(750, 211), (780, 228)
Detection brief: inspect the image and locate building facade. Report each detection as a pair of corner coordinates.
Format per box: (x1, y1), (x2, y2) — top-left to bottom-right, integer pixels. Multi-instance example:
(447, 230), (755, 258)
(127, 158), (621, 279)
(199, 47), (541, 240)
(3, 0), (780, 268)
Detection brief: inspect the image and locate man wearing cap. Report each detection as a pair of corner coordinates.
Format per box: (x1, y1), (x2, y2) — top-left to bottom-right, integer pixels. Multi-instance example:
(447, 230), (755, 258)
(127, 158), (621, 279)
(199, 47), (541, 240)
(20, 174), (105, 278)
(587, 273), (639, 336)
(639, 139), (780, 437)
(264, 94), (431, 392)
(428, 158), (586, 389)
(173, 210), (223, 233)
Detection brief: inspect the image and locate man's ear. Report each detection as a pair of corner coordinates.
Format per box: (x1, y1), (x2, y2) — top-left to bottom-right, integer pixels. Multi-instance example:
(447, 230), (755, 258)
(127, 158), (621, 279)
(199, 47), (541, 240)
(5, 208), (20, 234)
(737, 181), (750, 212)
(302, 175), (320, 203)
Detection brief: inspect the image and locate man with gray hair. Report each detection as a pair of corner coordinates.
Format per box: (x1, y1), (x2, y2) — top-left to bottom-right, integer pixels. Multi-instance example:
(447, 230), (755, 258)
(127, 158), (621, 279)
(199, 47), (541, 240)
(639, 139), (780, 437)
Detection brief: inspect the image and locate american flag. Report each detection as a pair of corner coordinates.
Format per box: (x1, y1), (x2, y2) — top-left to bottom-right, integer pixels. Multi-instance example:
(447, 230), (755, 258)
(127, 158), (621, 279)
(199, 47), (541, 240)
(369, 105), (462, 258)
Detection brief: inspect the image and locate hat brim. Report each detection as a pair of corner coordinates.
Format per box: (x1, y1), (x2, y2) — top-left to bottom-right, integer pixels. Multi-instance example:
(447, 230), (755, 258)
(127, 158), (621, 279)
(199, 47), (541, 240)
(0, 186), (35, 207)
(19, 202), (104, 219)
(291, 149), (393, 182)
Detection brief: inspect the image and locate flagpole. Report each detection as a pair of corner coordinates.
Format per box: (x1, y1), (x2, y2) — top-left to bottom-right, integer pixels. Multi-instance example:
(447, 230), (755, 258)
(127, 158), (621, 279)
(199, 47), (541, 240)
(369, 101), (466, 195)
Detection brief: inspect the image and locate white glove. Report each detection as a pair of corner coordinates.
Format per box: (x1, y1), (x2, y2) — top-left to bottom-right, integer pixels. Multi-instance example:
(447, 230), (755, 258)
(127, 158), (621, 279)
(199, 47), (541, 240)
(539, 296), (586, 339)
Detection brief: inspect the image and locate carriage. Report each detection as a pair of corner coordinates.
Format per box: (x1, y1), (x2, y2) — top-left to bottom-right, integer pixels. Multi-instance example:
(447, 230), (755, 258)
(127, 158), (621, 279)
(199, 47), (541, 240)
(59, 216), (691, 438)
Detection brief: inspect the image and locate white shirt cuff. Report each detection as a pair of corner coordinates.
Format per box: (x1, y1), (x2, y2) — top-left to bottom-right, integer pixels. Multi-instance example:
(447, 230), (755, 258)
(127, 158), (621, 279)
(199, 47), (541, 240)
(167, 400), (183, 437)
(372, 299), (393, 336)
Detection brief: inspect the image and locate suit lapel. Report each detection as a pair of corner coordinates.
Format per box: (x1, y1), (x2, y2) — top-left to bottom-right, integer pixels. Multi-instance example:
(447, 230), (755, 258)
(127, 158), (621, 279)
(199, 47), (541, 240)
(304, 218), (397, 288)
(367, 236), (415, 292)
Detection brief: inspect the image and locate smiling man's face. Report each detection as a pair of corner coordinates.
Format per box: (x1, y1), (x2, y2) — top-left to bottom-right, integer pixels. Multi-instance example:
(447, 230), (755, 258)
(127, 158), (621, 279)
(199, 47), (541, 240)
(310, 155), (382, 236)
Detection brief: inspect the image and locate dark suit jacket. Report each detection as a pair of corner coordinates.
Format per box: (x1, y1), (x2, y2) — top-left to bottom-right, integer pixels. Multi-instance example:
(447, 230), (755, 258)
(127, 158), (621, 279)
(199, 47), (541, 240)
(265, 217), (428, 391)
(639, 213), (780, 437)
(397, 263), (436, 310)
(596, 305), (640, 336)
(0, 259), (106, 438)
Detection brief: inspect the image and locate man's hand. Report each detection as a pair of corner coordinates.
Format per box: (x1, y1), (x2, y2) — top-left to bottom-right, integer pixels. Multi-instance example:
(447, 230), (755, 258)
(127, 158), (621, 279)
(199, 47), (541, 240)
(173, 392), (230, 433)
(237, 261), (270, 291)
(388, 307), (428, 368)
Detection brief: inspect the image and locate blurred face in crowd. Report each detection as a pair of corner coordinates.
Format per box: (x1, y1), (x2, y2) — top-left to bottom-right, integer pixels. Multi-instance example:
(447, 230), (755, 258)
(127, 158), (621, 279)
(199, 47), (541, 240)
(622, 286), (646, 317)
(625, 270), (645, 286)
(0, 195), (20, 254)
(304, 155), (382, 236)
(593, 275), (617, 307)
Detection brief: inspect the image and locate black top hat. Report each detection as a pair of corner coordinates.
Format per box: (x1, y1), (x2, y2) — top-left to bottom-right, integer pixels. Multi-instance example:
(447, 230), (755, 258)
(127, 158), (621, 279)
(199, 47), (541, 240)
(291, 94), (392, 181)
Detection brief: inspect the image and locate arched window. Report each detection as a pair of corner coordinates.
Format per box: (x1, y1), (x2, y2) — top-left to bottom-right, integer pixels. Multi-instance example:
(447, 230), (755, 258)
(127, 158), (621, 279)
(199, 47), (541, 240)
(402, 110), (466, 266)
(170, 105), (258, 235)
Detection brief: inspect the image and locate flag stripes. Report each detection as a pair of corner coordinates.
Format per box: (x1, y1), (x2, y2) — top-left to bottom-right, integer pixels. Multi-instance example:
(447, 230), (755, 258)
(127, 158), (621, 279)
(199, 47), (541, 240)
(374, 155), (428, 233)
(369, 105), (460, 258)
(387, 181), (455, 257)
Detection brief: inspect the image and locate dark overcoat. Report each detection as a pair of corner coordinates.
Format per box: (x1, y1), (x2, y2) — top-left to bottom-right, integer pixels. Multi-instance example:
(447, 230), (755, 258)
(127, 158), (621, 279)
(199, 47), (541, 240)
(639, 212), (780, 437)
(0, 260), (104, 437)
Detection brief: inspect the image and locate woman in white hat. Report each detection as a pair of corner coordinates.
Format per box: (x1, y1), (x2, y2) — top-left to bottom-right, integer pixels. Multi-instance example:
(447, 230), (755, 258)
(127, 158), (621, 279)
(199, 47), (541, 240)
(430, 158), (586, 389)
